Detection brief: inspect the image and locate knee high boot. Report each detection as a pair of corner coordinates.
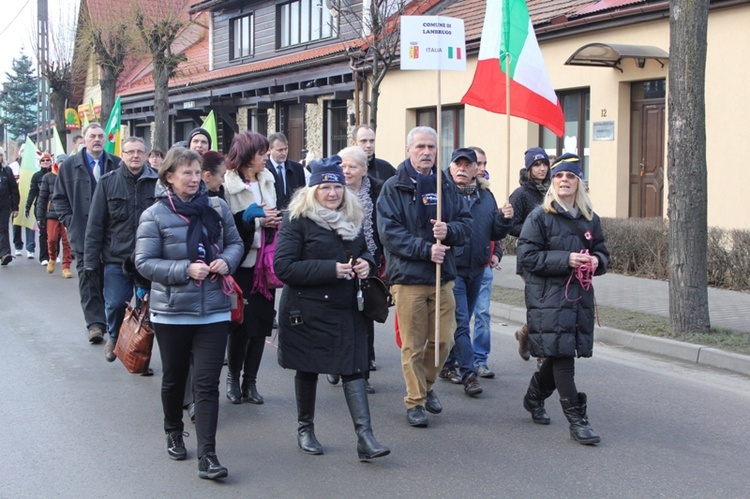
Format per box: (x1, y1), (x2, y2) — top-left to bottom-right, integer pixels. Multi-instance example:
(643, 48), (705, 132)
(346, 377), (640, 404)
(295, 378), (324, 455)
(225, 332), (247, 404)
(523, 372), (554, 425)
(560, 392), (600, 445)
(343, 378), (390, 461)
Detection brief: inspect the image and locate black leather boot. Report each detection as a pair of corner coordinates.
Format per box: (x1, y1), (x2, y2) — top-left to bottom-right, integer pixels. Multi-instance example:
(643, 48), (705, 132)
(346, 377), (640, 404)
(343, 378), (390, 461)
(226, 332), (246, 404)
(523, 372), (554, 425)
(242, 378), (264, 404)
(226, 372), (242, 404)
(295, 378), (323, 455)
(560, 392), (600, 445)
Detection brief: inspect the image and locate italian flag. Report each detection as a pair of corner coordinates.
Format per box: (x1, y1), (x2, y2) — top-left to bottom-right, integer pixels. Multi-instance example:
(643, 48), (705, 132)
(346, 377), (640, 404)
(461, 0), (565, 137)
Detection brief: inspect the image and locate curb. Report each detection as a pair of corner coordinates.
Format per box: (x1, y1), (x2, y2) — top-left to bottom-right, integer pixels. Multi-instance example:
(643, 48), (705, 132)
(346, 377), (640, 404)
(489, 301), (750, 377)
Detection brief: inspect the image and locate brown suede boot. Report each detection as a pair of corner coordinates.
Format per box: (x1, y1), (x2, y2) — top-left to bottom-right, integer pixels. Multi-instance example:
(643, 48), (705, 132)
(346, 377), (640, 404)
(514, 324), (531, 361)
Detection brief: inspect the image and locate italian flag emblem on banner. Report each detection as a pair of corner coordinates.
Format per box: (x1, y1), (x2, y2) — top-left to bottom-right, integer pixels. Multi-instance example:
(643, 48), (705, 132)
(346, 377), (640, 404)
(461, 0), (565, 137)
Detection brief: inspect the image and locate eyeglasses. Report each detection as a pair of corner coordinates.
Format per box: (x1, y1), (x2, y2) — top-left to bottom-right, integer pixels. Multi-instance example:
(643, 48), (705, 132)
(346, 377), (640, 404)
(123, 150), (147, 156)
(40, 159), (52, 163)
(553, 172), (579, 180)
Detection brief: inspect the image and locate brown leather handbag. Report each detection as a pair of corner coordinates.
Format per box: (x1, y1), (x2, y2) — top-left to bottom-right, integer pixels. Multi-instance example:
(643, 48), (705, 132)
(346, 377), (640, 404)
(114, 298), (155, 374)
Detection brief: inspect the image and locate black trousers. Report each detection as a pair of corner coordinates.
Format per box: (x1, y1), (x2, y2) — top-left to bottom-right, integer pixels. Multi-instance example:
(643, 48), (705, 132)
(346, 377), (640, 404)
(0, 209), (10, 257)
(155, 321), (229, 458)
(537, 356), (578, 400)
(74, 250), (106, 331)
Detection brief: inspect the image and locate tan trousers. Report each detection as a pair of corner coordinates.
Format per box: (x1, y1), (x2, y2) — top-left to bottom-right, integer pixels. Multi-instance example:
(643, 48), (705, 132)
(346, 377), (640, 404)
(392, 282), (456, 409)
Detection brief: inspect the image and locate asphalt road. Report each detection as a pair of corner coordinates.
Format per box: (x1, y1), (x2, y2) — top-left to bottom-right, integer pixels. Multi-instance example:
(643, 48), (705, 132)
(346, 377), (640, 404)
(1, 257), (749, 498)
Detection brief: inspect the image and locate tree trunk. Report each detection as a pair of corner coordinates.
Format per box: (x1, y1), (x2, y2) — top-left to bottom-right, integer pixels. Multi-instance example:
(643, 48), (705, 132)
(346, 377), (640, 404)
(49, 90), (68, 148)
(667, 0), (710, 335)
(369, 82), (380, 130)
(152, 65), (170, 152)
(99, 66), (118, 129)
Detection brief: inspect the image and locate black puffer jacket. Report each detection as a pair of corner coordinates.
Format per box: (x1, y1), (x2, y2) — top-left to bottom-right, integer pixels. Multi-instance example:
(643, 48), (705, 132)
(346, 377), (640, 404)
(274, 215), (375, 375)
(0, 165), (20, 211)
(25, 168), (50, 216)
(84, 164), (158, 267)
(376, 161), (472, 285)
(37, 172), (58, 220)
(508, 176), (549, 238)
(517, 203), (609, 358)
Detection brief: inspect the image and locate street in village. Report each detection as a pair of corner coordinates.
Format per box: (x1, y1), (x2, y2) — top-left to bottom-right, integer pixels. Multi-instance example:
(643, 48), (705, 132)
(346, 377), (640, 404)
(1, 256), (749, 498)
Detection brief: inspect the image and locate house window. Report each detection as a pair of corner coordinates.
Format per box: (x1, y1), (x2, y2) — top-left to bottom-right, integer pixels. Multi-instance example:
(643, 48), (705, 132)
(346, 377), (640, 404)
(278, 0), (336, 49)
(416, 106), (465, 168)
(325, 100), (348, 156)
(248, 107), (268, 135)
(230, 14), (254, 60)
(540, 88), (590, 179)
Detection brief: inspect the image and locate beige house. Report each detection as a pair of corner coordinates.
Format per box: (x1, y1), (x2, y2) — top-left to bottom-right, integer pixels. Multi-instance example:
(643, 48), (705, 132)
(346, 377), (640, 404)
(374, 0), (749, 230)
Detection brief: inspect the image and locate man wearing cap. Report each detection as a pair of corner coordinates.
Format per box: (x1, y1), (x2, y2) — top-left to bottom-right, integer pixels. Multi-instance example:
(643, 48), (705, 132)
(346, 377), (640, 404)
(266, 132), (306, 210)
(188, 127), (212, 155)
(376, 126), (471, 427)
(351, 125), (396, 181)
(443, 147), (513, 397)
(509, 147), (551, 364)
(53, 123), (121, 345)
(85, 137), (158, 362)
(25, 153), (54, 265)
(0, 146), (20, 266)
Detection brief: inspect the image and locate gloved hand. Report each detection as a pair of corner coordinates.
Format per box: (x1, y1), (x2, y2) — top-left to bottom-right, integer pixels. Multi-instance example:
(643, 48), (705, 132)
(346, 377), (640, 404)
(242, 203), (266, 224)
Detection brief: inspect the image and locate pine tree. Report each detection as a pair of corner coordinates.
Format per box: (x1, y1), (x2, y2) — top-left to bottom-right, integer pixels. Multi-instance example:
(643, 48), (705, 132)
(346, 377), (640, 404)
(1, 54), (38, 140)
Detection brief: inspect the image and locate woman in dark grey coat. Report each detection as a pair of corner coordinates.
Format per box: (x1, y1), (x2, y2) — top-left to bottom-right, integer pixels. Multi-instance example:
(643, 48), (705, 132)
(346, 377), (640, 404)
(135, 147), (243, 479)
(274, 156), (389, 461)
(517, 153), (609, 445)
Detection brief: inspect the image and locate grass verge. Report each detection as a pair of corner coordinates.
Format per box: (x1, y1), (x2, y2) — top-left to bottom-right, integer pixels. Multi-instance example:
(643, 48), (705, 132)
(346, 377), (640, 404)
(491, 286), (750, 355)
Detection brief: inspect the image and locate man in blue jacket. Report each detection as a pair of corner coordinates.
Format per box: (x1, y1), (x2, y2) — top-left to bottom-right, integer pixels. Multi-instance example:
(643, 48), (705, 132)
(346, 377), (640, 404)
(376, 127), (471, 428)
(443, 148), (513, 397)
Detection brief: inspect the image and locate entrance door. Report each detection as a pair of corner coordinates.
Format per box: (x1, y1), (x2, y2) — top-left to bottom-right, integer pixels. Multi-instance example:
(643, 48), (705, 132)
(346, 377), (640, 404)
(629, 81), (666, 218)
(279, 103), (305, 161)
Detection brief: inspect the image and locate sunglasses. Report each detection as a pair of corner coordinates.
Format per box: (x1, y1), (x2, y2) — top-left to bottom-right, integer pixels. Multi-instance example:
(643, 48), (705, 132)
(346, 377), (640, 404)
(553, 172), (579, 180)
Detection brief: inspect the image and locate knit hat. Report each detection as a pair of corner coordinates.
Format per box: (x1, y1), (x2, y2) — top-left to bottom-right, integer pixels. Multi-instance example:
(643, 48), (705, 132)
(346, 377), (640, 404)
(450, 147), (477, 164)
(308, 155), (345, 186)
(550, 153), (584, 179)
(188, 127), (212, 149)
(524, 147), (549, 170)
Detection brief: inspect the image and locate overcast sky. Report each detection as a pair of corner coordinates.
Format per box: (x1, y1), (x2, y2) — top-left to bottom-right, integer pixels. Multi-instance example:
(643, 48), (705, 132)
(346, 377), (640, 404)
(1, 0), (79, 83)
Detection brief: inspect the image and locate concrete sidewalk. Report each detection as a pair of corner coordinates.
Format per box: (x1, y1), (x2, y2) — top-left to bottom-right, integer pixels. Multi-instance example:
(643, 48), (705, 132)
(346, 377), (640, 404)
(490, 256), (750, 377)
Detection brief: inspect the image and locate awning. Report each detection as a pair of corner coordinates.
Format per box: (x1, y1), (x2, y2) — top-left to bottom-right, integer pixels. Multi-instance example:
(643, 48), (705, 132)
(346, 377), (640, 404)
(565, 43), (669, 72)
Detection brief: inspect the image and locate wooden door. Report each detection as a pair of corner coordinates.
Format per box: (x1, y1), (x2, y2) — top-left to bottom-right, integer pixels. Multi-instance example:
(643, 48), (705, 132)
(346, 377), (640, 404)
(629, 100), (665, 218)
(280, 103), (305, 161)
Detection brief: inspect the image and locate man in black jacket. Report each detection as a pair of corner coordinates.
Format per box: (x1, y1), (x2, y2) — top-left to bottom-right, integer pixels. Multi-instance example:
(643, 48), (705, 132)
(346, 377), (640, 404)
(266, 132), (306, 210)
(352, 125), (396, 181)
(0, 146), (20, 266)
(376, 126), (472, 428)
(85, 137), (157, 361)
(53, 123), (121, 344)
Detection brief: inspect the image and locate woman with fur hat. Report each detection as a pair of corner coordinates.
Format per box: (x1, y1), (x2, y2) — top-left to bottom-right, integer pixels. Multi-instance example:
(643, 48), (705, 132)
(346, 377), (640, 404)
(517, 153), (609, 445)
(274, 155), (390, 461)
(222, 131), (279, 405)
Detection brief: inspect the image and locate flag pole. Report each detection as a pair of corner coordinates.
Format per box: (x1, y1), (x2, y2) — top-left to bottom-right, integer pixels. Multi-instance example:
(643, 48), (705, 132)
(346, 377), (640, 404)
(504, 53), (512, 200)
(435, 68), (443, 368)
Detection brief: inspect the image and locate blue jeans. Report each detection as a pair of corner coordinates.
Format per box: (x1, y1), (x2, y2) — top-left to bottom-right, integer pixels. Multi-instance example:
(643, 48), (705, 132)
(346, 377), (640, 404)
(13, 225), (35, 252)
(103, 263), (135, 341)
(472, 266), (494, 366)
(451, 274), (482, 380)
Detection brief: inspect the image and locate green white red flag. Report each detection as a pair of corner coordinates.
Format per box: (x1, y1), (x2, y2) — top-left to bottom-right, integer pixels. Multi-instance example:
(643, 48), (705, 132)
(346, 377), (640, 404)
(461, 0), (565, 137)
(104, 95), (122, 157)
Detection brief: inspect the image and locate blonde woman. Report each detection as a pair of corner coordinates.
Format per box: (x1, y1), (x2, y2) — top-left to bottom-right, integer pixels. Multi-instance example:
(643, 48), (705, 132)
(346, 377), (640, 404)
(274, 156), (390, 461)
(517, 153), (609, 445)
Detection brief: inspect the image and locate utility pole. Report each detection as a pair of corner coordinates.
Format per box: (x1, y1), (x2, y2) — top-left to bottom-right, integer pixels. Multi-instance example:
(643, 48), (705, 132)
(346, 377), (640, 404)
(37, 0), (51, 151)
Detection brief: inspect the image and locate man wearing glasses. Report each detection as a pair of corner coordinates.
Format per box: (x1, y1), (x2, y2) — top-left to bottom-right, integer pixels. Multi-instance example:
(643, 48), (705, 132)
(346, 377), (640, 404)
(84, 137), (158, 362)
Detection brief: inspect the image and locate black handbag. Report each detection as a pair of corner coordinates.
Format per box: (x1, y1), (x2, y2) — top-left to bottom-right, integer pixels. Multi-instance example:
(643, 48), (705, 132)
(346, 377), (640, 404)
(359, 276), (394, 323)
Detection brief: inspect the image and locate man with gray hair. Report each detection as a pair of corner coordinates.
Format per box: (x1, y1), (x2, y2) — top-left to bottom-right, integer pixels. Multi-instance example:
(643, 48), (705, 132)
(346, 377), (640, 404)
(376, 126), (471, 428)
(53, 123), (121, 345)
(85, 137), (158, 361)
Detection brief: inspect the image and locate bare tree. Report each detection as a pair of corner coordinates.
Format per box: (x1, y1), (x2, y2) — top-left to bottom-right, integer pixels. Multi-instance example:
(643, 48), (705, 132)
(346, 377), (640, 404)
(339, 0), (431, 129)
(667, 0), (711, 335)
(135, 1), (192, 152)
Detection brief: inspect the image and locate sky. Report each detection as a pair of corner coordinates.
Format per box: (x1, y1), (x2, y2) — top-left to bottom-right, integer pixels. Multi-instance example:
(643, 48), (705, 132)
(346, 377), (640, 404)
(0, 0), (79, 83)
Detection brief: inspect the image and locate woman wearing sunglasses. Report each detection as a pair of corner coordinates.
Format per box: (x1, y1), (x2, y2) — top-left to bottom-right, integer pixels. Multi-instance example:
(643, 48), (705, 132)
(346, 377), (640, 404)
(516, 153), (609, 445)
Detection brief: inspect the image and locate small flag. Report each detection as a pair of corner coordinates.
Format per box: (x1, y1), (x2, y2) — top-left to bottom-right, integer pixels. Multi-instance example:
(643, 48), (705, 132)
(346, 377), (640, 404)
(104, 95), (122, 157)
(53, 127), (66, 156)
(202, 110), (218, 152)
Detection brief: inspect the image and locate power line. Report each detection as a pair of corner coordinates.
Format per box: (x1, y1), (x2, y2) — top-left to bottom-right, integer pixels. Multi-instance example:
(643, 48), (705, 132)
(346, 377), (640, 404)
(0, 0), (33, 37)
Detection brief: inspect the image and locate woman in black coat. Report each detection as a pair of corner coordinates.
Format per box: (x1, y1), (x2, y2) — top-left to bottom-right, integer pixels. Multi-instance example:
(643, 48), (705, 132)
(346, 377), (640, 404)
(517, 153), (609, 446)
(274, 156), (390, 461)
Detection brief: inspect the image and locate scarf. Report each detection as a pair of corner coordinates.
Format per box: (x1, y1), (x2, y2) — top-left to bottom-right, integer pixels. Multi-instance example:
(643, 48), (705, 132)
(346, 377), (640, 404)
(530, 179), (550, 196)
(456, 182), (477, 196)
(306, 205), (361, 241)
(352, 176), (377, 256)
(162, 190), (223, 263)
(404, 159), (438, 240)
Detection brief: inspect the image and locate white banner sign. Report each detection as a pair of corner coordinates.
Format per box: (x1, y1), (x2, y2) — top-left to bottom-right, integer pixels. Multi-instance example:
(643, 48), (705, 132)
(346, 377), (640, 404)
(400, 16), (466, 71)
